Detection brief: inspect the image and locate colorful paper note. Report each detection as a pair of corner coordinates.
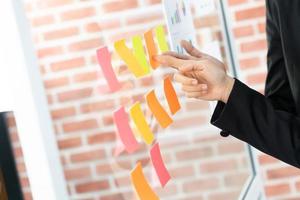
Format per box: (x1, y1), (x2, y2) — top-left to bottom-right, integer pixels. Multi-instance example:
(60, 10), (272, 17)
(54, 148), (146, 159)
(130, 102), (155, 145)
(113, 107), (139, 154)
(144, 30), (160, 69)
(146, 90), (173, 128)
(132, 36), (151, 75)
(150, 143), (171, 187)
(155, 25), (169, 52)
(114, 39), (146, 78)
(164, 77), (181, 115)
(131, 162), (159, 200)
(96, 47), (121, 92)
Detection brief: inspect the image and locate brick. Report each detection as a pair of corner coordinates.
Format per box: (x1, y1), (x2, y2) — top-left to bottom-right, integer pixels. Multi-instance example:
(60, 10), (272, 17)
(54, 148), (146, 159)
(44, 77), (69, 89)
(233, 25), (254, 38)
(236, 6), (266, 21)
(36, 0), (72, 9)
(176, 147), (213, 161)
(169, 165), (195, 178)
(68, 38), (103, 52)
(265, 183), (291, 196)
(267, 167), (300, 179)
(51, 107), (76, 119)
(64, 167), (91, 180)
(37, 46), (63, 59)
(20, 177), (30, 188)
(13, 147), (23, 158)
(101, 194), (124, 200)
(258, 22), (266, 33)
(147, 0), (161, 5)
(240, 39), (267, 52)
(186, 101), (210, 110)
(296, 181), (300, 191)
(101, 0), (138, 13)
(217, 141), (245, 154)
(200, 159), (238, 173)
(70, 149), (106, 163)
(239, 57), (260, 69)
(96, 163), (113, 175)
(63, 119), (98, 133)
(75, 180), (109, 193)
(246, 73), (267, 85)
(58, 137), (82, 149)
(228, 0), (247, 6)
(44, 27), (79, 41)
(258, 154), (279, 165)
(51, 57), (85, 72)
(171, 116), (207, 129)
(183, 178), (220, 193)
(125, 12), (163, 25)
(31, 15), (55, 27)
(80, 101), (115, 113)
(224, 172), (249, 186)
(85, 20), (121, 33)
(102, 115), (114, 126)
(57, 87), (93, 102)
(208, 191), (240, 200)
(73, 71), (98, 83)
(60, 7), (96, 21)
(87, 131), (115, 145)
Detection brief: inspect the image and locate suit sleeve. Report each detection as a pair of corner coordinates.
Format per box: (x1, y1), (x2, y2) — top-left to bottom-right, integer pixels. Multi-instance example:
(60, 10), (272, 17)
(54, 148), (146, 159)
(210, 0), (300, 168)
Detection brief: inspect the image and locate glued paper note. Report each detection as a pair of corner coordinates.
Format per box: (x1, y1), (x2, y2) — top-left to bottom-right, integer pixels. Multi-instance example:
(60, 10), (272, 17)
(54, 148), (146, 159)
(113, 107), (139, 154)
(130, 102), (155, 145)
(150, 143), (171, 187)
(131, 162), (159, 200)
(155, 25), (169, 52)
(132, 36), (151, 75)
(144, 30), (159, 69)
(96, 47), (121, 92)
(146, 90), (173, 128)
(164, 77), (181, 114)
(114, 39), (145, 78)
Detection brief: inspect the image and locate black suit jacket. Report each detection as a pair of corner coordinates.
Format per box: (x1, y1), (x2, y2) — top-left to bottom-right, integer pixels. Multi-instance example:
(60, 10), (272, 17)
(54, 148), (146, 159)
(211, 0), (300, 168)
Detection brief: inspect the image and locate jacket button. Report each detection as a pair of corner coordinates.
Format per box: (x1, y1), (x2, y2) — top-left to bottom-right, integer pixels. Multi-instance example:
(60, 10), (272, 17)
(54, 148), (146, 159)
(220, 130), (230, 137)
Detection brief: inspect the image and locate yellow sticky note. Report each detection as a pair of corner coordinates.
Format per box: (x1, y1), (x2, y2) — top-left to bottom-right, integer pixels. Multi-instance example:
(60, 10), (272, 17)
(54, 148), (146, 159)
(130, 102), (155, 145)
(132, 36), (151, 75)
(114, 39), (145, 78)
(155, 25), (169, 52)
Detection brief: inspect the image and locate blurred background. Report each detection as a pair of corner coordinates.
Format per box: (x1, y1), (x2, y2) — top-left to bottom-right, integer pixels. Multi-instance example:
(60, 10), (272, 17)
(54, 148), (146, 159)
(1, 0), (300, 200)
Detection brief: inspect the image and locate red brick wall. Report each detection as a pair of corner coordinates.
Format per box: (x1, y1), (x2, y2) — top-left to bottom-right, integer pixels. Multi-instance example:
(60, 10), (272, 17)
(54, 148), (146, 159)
(5, 0), (300, 200)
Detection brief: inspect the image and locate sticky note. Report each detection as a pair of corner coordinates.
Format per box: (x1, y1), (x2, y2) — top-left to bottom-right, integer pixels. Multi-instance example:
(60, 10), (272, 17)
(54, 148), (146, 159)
(113, 107), (139, 154)
(129, 102), (155, 145)
(164, 77), (181, 115)
(114, 39), (145, 78)
(96, 47), (121, 92)
(132, 36), (151, 75)
(144, 30), (159, 69)
(131, 162), (159, 200)
(155, 25), (169, 52)
(150, 143), (171, 187)
(146, 90), (173, 129)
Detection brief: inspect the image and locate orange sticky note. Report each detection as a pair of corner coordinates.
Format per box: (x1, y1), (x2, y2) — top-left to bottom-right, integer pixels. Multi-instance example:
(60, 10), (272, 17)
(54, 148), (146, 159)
(114, 39), (145, 78)
(130, 102), (155, 145)
(146, 90), (173, 129)
(131, 162), (159, 200)
(144, 30), (159, 69)
(113, 107), (139, 154)
(164, 77), (181, 115)
(150, 143), (171, 187)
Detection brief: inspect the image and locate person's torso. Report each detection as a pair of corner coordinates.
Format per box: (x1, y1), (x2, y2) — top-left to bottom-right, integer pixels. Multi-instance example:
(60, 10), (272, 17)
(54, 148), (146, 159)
(270, 0), (300, 113)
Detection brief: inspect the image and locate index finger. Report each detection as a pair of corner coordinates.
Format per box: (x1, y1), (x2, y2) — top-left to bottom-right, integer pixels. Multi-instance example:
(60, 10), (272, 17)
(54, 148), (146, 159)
(153, 55), (190, 70)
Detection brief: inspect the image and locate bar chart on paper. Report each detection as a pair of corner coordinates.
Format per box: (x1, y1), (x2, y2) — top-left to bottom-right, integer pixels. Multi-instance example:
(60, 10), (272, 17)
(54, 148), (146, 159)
(163, 0), (197, 54)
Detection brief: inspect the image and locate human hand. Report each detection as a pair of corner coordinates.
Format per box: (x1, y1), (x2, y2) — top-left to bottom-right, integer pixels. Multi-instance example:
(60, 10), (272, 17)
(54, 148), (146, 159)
(154, 40), (234, 103)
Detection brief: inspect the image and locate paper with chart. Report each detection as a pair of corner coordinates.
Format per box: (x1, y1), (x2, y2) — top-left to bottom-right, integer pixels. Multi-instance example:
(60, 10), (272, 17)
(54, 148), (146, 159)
(163, 0), (197, 53)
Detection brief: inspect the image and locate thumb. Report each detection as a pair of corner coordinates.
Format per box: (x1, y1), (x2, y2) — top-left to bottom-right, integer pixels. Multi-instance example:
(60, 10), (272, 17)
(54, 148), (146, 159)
(181, 40), (207, 58)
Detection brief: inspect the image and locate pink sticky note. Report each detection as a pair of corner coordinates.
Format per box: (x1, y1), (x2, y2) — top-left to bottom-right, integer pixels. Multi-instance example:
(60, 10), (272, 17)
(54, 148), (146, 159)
(113, 107), (139, 154)
(96, 47), (121, 92)
(150, 143), (171, 187)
